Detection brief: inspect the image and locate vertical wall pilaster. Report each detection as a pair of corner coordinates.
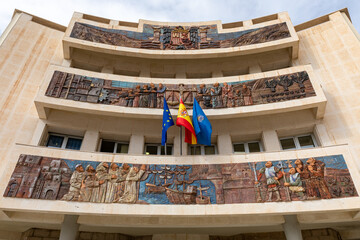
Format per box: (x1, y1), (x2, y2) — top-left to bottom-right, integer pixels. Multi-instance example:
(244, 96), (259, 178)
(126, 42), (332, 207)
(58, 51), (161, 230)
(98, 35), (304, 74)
(262, 130), (281, 151)
(59, 215), (79, 240)
(283, 215), (303, 240)
(80, 130), (100, 152)
(129, 134), (145, 154)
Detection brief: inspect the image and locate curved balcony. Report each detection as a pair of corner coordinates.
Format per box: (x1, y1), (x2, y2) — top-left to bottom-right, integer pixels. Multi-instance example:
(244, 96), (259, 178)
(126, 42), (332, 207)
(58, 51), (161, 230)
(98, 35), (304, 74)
(1, 143), (359, 222)
(63, 12), (299, 60)
(34, 65), (327, 120)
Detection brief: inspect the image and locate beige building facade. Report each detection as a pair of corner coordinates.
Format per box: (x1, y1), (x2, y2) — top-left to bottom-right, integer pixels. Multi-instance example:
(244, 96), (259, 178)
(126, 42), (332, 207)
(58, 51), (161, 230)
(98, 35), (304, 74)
(0, 7), (359, 240)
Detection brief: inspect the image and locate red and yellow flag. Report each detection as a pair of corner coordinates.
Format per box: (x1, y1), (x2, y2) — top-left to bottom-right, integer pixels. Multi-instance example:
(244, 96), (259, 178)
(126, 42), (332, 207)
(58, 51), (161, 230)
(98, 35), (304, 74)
(176, 99), (197, 144)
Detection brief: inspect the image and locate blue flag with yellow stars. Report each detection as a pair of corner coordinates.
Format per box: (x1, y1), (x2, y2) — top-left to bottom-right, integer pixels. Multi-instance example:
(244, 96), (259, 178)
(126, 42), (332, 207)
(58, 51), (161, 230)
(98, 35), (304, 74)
(161, 99), (175, 145)
(192, 98), (212, 146)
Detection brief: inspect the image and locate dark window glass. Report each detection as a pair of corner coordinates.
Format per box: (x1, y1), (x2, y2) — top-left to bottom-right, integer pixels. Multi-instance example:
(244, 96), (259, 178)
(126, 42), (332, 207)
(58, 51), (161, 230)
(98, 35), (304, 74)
(100, 140), (115, 153)
(204, 146), (216, 155)
(160, 145), (173, 155)
(190, 146), (201, 155)
(146, 145), (158, 155)
(298, 135), (315, 149)
(248, 142), (261, 152)
(47, 135), (64, 148)
(280, 138), (296, 150)
(116, 143), (129, 153)
(66, 138), (82, 150)
(233, 143), (245, 153)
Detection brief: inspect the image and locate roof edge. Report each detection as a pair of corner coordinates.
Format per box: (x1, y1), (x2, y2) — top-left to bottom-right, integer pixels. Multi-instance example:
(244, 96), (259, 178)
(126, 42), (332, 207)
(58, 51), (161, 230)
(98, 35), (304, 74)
(13, 9), (66, 32)
(295, 8), (351, 32)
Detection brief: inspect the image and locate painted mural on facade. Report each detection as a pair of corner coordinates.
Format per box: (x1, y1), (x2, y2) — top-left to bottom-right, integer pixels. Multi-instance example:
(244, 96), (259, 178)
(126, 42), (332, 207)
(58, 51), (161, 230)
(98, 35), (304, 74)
(4, 154), (358, 204)
(70, 22), (290, 50)
(45, 71), (315, 109)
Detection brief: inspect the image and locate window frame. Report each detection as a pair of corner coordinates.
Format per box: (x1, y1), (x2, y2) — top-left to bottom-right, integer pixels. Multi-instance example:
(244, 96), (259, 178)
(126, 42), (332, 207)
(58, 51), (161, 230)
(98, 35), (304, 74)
(233, 141), (263, 154)
(144, 143), (173, 155)
(99, 139), (129, 154)
(188, 144), (218, 155)
(279, 134), (318, 150)
(46, 133), (83, 150)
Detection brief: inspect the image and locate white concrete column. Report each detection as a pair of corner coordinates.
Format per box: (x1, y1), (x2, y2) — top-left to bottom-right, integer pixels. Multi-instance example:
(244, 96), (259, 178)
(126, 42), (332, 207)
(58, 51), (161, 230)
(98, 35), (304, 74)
(283, 215), (302, 240)
(80, 130), (100, 152)
(129, 134), (145, 154)
(262, 130), (281, 152)
(217, 133), (232, 154)
(101, 65), (114, 74)
(174, 129), (188, 156)
(212, 70), (223, 78)
(29, 119), (47, 146)
(314, 123), (334, 147)
(59, 215), (79, 240)
(243, 20), (253, 27)
(249, 63), (262, 74)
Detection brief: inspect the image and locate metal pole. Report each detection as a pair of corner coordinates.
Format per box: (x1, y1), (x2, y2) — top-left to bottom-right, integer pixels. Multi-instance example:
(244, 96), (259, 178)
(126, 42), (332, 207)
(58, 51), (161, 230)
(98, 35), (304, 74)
(180, 126), (182, 155)
(165, 143), (167, 155)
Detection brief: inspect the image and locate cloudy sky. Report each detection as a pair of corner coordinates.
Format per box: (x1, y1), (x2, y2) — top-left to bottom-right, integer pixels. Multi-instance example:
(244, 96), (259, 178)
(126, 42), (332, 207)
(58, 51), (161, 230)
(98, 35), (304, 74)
(0, 0), (359, 34)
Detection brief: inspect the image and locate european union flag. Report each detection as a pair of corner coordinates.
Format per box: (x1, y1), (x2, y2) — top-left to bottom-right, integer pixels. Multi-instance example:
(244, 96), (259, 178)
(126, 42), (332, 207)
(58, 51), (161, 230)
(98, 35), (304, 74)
(192, 98), (212, 146)
(161, 99), (175, 146)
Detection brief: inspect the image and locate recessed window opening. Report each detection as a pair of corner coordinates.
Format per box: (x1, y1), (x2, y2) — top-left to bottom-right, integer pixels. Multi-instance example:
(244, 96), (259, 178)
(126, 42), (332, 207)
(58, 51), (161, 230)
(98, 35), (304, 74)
(189, 145), (217, 155)
(99, 139), (129, 154)
(233, 141), (263, 154)
(145, 144), (173, 155)
(46, 133), (83, 150)
(280, 134), (317, 150)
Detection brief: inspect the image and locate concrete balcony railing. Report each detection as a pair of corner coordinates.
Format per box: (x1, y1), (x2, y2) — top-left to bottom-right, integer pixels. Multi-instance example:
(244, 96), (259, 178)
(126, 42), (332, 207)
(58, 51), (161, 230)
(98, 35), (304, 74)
(62, 12), (299, 60)
(34, 64), (327, 119)
(0, 143), (359, 223)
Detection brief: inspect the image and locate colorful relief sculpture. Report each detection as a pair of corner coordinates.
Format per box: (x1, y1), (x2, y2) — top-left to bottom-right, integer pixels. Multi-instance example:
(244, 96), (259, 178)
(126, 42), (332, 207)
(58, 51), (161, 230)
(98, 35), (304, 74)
(70, 22), (291, 50)
(4, 154), (358, 205)
(45, 71), (315, 110)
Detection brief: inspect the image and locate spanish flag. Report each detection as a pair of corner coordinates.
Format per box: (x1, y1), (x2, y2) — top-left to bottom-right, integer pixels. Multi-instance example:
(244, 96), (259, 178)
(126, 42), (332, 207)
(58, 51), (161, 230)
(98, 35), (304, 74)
(176, 99), (197, 144)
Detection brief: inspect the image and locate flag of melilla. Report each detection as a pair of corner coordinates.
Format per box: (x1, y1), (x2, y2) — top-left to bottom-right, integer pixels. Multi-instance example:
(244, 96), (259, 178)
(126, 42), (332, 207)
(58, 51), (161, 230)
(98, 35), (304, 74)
(161, 99), (174, 146)
(176, 99), (197, 144)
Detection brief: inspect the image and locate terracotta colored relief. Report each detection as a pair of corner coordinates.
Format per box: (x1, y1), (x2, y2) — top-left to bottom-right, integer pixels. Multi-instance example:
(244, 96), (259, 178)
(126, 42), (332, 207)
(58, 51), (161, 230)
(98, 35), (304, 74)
(70, 22), (290, 50)
(4, 154), (358, 204)
(45, 71), (315, 109)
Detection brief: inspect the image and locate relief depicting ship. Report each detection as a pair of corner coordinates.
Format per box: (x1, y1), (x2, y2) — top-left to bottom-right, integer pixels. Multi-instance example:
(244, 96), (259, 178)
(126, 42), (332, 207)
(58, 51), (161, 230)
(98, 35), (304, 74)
(196, 183), (211, 204)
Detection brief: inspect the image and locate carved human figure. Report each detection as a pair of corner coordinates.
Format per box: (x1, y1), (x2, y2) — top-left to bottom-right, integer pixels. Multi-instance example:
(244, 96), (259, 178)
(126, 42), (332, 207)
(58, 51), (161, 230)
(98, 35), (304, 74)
(197, 84), (211, 108)
(149, 83), (157, 108)
(210, 82), (222, 108)
(79, 165), (98, 202)
(284, 167), (306, 200)
(234, 89), (244, 106)
(116, 164), (146, 204)
(133, 85), (141, 107)
(91, 162), (110, 203)
(305, 157), (331, 199)
(241, 84), (253, 106)
(255, 161), (283, 202)
(222, 82), (233, 107)
(118, 89), (128, 106)
(125, 89), (135, 107)
(61, 164), (84, 201)
(105, 163), (119, 203)
(139, 85), (149, 108)
(113, 163), (130, 202)
(157, 83), (166, 108)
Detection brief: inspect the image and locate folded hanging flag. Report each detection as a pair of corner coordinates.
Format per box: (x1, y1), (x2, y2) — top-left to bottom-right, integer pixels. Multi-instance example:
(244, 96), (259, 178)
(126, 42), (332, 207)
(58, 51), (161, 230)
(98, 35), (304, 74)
(192, 98), (212, 146)
(176, 99), (197, 144)
(161, 99), (175, 146)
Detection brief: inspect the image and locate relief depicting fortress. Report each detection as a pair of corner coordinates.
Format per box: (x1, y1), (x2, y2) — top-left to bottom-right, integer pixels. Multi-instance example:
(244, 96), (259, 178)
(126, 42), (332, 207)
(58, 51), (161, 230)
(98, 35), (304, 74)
(45, 71), (315, 109)
(4, 154), (357, 205)
(70, 22), (291, 50)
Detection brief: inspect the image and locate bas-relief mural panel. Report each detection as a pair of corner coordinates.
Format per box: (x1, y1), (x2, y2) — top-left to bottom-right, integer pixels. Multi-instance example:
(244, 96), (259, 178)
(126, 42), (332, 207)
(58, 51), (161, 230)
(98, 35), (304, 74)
(70, 22), (291, 50)
(45, 71), (315, 109)
(4, 154), (358, 205)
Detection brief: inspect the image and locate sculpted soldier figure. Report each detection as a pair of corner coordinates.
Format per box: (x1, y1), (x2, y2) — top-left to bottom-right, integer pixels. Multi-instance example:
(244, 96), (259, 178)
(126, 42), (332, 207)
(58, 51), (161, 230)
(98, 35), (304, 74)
(284, 167), (306, 200)
(61, 164), (84, 201)
(210, 82), (222, 108)
(91, 162), (110, 203)
(306, 157), (331, 199)
(197, 84), (211, 108)
(139, 85), (150, 108)
(241, 84), (253, 106)
(157, 83), (166, 108)
(125, 89), (135, 107)
(133, 85), (141, 107)
(222, 82), (233, 107)
(255, 161), (283, 202)
(116, 164), (146, 204)
(149, 83), (157, 108)
(79, 165), (98, 202)
(105, 163), (120, 203)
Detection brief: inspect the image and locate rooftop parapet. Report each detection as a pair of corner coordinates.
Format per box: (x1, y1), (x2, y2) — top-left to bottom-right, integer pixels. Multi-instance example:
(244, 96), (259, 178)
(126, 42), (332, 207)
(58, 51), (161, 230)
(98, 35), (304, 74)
(63, 12), (299, 59)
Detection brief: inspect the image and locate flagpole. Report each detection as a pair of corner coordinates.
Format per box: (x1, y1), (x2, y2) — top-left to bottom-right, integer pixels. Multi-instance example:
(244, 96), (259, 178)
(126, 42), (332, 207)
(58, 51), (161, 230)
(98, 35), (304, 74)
(165, 142), (167, 155)
(180, 126), (182, 156)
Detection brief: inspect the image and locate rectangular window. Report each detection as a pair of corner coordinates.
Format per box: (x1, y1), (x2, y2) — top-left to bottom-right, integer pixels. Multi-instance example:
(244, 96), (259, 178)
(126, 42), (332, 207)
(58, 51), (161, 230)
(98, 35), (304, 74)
(46, 133), (82, 150)
(233, 141), (262, 153)
(99, 140), (129, 154)
(189, 145), (217, 155)
(145, 144), (173, 155)
(280, 134), (317, 150)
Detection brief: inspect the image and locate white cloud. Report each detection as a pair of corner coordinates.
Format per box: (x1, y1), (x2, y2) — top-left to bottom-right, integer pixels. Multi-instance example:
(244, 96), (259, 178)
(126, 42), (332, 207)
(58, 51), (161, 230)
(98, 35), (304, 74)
(0, 0), (359, 34)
